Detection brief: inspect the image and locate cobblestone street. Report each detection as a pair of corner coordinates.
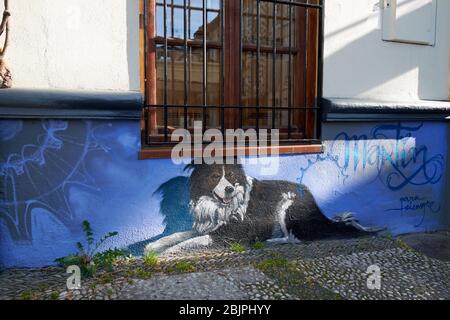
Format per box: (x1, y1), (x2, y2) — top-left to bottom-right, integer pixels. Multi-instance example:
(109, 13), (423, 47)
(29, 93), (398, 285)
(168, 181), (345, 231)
(1, 232), (449, 300)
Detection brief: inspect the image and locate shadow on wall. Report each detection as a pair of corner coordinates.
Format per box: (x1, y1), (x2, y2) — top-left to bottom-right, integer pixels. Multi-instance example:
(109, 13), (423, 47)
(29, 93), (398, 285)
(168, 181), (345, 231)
(126, 0), (141, 91)
(128, 176), (193, 255)
(324, 0), (449, 100)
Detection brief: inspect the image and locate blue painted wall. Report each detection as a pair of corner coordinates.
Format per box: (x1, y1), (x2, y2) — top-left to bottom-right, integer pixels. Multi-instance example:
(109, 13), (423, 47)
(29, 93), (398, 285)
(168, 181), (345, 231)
(0, 119), (447, 267)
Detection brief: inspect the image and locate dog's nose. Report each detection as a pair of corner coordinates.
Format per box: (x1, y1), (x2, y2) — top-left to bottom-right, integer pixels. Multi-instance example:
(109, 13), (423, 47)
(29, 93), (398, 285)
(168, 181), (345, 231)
(225, 186), (234, 194)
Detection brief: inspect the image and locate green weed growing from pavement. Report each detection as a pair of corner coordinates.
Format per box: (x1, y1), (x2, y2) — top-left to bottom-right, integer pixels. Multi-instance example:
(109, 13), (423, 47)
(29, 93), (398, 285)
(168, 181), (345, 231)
(395, 239), (412, 251)
(54, 220), (124, 277)
(98, 273), (114, 285)
(49, 292), (60, 300)
(174, 261), (196, 273)
(252, 241), (265, 250)
(106, 288), (114, 299)
(143, 250), (159, 268)
(134, 268), (153, 279)
(256, 254), (291, 272)
(20, 290), (39, 300)
(230, 242), (246, 253)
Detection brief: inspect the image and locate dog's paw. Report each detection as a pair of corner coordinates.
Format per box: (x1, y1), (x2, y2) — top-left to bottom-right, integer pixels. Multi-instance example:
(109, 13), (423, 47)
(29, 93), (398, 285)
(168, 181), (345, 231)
(332, 212), (357, 224)
(266, 233), (301, 245)
(144, 242), (165, 255)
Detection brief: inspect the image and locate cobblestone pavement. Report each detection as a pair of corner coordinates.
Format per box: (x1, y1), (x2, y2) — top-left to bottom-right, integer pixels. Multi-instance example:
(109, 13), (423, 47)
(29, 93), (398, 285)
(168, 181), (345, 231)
(118, 267), (293, 300)
(1, 233), (449, 300)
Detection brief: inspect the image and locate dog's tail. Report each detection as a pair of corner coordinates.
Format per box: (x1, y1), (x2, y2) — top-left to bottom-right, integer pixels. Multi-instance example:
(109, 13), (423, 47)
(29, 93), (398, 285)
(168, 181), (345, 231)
(332, 212), (386, 233)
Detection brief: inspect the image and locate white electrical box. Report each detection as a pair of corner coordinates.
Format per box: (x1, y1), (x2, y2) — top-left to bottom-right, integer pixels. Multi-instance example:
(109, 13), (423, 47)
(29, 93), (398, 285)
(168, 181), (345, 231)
(382, 0), (437, 46)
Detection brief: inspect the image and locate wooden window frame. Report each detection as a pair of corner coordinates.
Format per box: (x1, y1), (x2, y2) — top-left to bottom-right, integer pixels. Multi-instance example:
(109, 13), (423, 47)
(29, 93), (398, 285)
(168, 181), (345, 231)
(140, 0), (324, 159)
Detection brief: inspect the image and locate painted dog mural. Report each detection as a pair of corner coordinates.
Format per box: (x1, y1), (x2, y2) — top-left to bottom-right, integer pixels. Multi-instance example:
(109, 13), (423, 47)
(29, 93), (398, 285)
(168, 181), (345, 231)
(144, 163), (382, 254)
(0, 119), (447, 267)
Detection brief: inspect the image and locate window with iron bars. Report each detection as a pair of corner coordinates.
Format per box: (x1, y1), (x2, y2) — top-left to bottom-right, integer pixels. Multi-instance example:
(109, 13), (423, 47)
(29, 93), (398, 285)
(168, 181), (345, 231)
(141, 0), (324, 158)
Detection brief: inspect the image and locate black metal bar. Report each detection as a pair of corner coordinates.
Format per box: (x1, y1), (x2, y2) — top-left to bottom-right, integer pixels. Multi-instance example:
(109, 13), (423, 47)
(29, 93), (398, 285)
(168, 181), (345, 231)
(303, 1), (309, 138)
(144, 138), (323, 147)
(287, 0), (292, 139)
(316, 0), (324, 140)
(171, 0), (174, 37)
(146, 104), (320, 110)
(155, 35), (300, 51)
(256, 0), (261, 135)
(143, 0), (149, 144)
(184, 0), (188, 129)
(272, 1), (276, 129)
(188, 0), (191, 39)
(144, 107), (149, 145)
(202, 0), (207, 132)
(162, 3), (220, 12)
(163, 0), (168, 142)
(188, 0), (192, 118)
(260, 0), (322, 9)
(239, 0), (244, 129)
(221, 0), (225, 133)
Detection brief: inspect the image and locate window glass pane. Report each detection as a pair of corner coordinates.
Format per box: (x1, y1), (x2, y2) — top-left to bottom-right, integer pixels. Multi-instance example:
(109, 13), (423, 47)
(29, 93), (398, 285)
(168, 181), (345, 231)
(207, 0), (220, 10)
(207, 10), (221, 42)
(243, 1), (299, 48)
(242, 0), (273, 47)
(173, 7), (184, 39)
(274, 109), (289, 136)
(241, 1), (301, 132)
(168, 107), (186, 129)
(207, 49), (221, 128)
(155, 1), (224, 132)
(291, 108), (306, 139)
(156, 45), (185, 106)
(276, 4), (288, 47)
(242, 108), (257, 129)
(207, 49), (221, 106)
(242, 51), (256, 108)
(156, 5), (165, 37)
(190, 0), (203, 8)
(156, 44), (164, 105)
(189, 9), (203, 40)
(242, 52), (272, 108)
(187, 47), (203, 105)
(242, 0), (256, 45)
(275, 54), (290, 108)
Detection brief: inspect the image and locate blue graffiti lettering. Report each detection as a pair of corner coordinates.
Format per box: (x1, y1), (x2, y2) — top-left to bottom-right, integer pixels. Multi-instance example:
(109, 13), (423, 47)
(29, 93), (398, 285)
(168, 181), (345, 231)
(386, 196), (440, 227)
(299, 123), (444, 192)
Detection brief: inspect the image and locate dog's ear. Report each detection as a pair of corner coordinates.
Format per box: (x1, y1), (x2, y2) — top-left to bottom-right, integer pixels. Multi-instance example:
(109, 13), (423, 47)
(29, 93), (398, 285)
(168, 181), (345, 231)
(183, 161), (195, 173)
(183, 158), (203, 173)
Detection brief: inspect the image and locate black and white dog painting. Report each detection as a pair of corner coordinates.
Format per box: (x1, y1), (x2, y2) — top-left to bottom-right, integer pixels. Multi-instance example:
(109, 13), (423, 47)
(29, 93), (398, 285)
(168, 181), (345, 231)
(145, 163), (382, 254)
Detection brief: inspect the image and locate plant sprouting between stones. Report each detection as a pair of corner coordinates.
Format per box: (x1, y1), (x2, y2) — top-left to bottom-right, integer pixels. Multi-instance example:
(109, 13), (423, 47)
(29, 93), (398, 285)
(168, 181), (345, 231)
(55, 220), (124, 276)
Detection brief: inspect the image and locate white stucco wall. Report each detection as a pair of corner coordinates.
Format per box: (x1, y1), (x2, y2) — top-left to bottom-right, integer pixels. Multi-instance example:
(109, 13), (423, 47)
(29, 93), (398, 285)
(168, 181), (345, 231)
(2, 0), (449, 99)
(448, 50), (450, 99)
(324, 0), (450, 101)
(5, 0), (140, 91)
